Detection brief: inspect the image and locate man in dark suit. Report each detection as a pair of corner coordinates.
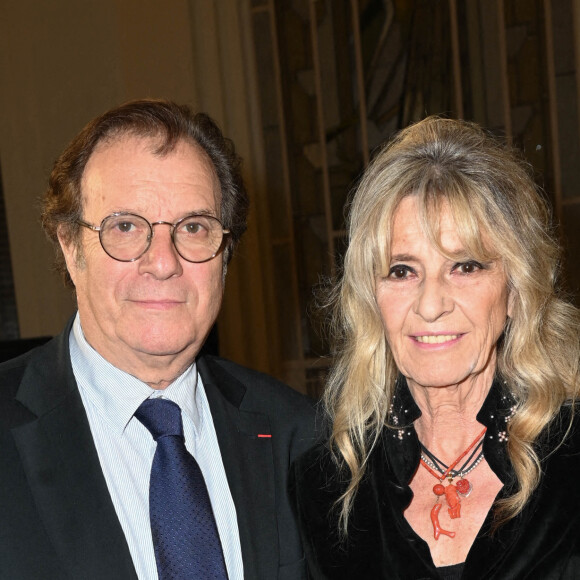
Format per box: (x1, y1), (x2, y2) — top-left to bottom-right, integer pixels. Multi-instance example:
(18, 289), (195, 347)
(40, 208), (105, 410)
(0, 100), (316, 580)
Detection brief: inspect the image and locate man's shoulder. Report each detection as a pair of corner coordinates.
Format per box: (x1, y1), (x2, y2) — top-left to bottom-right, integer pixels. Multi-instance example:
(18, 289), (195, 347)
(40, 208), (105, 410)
(199, 355), (319, 460)
(0, 331), (72, 429)
(0, 349), (38, 395)
(199, 354), (316, 411)
(0, 349), (43, 428)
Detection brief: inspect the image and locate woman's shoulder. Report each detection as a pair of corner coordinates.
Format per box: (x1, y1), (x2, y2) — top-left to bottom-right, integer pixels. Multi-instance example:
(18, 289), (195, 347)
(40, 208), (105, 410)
(537, 403), (580, 472)
(543, 403), (580, 446)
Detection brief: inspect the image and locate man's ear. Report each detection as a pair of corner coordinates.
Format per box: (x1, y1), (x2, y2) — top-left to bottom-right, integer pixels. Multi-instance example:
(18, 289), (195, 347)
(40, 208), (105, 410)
(57, 226), (81, 286)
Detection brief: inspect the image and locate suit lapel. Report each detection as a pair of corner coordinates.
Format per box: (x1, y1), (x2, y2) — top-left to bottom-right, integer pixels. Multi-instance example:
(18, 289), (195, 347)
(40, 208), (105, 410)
(12, 325), (137, 580)
(198, 356), (279, 580)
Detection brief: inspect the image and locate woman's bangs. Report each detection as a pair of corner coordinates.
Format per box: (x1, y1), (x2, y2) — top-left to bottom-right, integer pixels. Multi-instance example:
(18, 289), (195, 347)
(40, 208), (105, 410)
(420, 187), (501, 263)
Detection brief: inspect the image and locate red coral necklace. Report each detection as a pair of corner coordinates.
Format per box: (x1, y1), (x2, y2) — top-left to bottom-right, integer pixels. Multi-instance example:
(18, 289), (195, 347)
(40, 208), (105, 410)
(419, 426), (487, 540)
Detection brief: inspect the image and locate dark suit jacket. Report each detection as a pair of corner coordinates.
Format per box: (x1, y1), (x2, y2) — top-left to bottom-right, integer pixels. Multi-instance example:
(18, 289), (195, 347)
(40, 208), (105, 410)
(0, 319), (317, 579)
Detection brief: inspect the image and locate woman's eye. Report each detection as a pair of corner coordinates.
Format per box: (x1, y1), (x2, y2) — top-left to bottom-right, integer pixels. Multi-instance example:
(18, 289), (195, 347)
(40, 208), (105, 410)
(453, 260), (483, 274)
(388, 265), (412, 279)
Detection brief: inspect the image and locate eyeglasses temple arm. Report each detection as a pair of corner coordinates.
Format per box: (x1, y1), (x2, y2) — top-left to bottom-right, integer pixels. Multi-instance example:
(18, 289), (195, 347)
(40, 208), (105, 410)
(77, 220), (101, 232)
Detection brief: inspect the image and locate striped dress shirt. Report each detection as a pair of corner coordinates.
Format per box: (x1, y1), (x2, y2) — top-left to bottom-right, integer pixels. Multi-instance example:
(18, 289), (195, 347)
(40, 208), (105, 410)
(69, 314), (243, 580)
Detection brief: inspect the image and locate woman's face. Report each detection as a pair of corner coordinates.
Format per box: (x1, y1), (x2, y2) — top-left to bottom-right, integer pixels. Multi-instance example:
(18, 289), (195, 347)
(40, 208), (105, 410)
(375, 196), (511, 391)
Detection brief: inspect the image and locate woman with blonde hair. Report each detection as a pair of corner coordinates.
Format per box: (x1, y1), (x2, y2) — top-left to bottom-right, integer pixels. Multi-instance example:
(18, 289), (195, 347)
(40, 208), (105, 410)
(290, 116), (580, 579)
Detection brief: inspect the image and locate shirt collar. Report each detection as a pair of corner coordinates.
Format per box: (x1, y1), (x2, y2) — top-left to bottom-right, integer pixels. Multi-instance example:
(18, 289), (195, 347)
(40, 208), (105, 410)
(69, 313), (200, 435)
(382, 374), (515, 487)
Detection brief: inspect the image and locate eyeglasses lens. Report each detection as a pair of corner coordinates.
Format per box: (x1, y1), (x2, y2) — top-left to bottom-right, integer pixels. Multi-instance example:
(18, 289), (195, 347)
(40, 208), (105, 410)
(101, 215), (150, 261)
(174, 215), (223, 262)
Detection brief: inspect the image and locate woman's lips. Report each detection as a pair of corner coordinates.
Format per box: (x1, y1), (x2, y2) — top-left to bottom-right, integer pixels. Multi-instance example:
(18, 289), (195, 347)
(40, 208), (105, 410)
(411, 333), (465, 347)
(414, 334), (459, 344)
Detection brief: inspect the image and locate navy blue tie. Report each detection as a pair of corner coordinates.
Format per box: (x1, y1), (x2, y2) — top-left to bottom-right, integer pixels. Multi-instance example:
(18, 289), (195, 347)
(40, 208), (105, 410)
(135, 398), (228, 580)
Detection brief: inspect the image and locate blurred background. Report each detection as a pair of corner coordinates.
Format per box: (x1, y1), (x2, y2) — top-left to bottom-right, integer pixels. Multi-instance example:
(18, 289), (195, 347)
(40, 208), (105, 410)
(1, 0), (579, 396)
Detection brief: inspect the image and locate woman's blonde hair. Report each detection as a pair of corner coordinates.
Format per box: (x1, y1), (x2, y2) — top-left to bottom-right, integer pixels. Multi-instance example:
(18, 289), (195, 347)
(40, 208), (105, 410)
(325, 116), (580, 533)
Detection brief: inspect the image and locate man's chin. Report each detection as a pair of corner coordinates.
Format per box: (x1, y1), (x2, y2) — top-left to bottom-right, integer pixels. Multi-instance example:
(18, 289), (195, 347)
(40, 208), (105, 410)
(130, 340), (197, 359)
(111, 322), (208, 367)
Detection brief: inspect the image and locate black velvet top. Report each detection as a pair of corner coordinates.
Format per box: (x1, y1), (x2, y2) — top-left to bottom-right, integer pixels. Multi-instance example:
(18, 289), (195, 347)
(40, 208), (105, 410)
(289, 378), (580, 579)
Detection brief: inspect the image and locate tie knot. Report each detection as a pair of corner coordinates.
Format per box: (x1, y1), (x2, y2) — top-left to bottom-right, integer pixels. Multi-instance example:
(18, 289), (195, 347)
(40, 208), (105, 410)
(135, 398), (184, 440)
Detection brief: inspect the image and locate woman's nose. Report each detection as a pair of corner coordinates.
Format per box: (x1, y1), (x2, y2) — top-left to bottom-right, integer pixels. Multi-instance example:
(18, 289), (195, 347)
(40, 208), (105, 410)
(413, 275), (454, 322)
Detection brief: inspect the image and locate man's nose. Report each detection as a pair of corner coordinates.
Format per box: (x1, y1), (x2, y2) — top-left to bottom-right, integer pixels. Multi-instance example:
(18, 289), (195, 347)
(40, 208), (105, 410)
(137, 224), (183, 279)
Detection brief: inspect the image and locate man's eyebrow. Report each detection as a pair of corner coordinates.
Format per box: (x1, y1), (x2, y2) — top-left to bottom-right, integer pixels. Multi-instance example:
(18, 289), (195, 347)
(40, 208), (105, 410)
(107, 208), (136, 214)
(186, 209), (216, 217)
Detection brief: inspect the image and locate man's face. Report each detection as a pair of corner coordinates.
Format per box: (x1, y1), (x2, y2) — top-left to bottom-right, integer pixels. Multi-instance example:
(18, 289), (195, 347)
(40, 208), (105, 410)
(59, 134), (225, 383)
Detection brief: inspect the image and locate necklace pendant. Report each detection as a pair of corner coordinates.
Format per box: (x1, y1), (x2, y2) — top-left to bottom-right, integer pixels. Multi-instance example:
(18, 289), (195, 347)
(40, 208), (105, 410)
(433, 483), (445, 496)
(456, 478), (471, 497)
(444, 483), (461, 519)
(430, 503), (455, 540)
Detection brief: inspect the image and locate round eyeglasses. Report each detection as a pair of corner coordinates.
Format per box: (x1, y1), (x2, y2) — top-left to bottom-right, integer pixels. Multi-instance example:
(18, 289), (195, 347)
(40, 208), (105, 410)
(77, 212), (231, 263)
